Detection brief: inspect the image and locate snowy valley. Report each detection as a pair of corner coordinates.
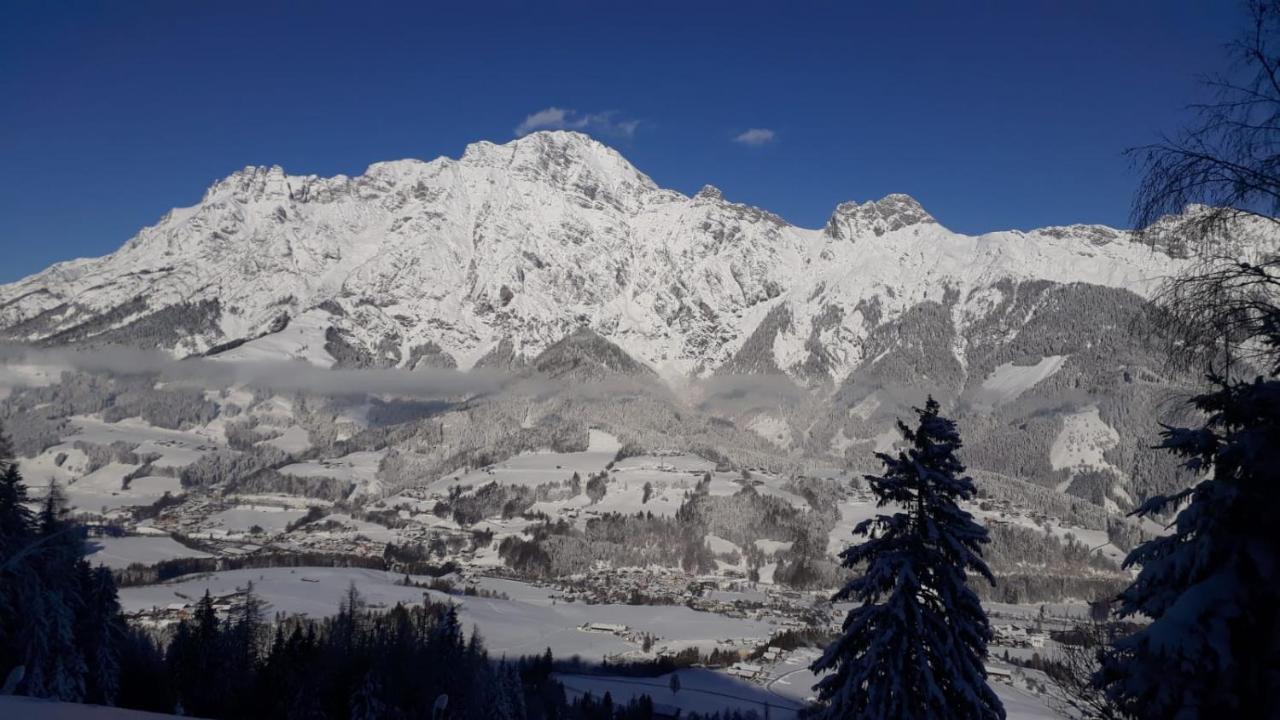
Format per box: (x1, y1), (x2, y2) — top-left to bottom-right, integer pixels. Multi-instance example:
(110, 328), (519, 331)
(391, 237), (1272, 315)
(0, 131), (1243, 719)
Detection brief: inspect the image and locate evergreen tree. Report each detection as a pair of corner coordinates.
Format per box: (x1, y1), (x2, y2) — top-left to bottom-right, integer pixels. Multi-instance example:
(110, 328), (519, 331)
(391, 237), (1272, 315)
(0, 427), (32, 683)
(503, 661), (526, 720)
(433, 604), (464, 653)
(350, 671), (390, 720)
(333, 581), (365, 656)
(21, 481), (89, 702)
(115, 626), (174, 713)
(224, 582), (266, 716)
(77, 563), (123, 705)
(811, 398), (1003, 720)
(1097, 375), (1280, 718)
(229, 581), (267, 669)
(0, 427), (11, 469)
(0, 463), (31, 555)
(168, 590), (224, 716)
(486, 661), (519, 720)
(164, 617), (195, 711)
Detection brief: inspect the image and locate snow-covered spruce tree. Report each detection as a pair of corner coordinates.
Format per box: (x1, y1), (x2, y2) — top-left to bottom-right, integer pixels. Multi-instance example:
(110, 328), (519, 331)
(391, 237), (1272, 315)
(75, 562), (124, 705)
(349, 671), (390, 720)
(1096, 374), (1280, 719)
(21, 481), (89, 702)
(0, 425), (33, 684)
(811, 398), (1004, 720)
(486, 660), (524, 720)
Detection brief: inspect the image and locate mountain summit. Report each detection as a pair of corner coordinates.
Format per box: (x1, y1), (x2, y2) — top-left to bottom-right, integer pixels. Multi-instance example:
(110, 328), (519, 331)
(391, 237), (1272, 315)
(824, 194), (936, 240)
(0, 131), (1185, 384)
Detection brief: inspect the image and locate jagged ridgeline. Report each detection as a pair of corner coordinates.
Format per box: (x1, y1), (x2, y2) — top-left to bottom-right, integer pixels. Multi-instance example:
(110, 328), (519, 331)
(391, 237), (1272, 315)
(0, 130), (1239, 511)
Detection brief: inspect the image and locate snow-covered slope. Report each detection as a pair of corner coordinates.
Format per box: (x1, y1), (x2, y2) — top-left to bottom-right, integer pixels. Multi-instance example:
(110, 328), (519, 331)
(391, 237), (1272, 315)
(0, 131), (1187, 385)
(0, 696), (189, 719)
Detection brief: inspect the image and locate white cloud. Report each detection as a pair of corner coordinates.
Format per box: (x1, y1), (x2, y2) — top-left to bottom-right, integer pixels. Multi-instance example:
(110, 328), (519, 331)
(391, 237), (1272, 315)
(515, 107), (640, 138)
(515, 107), (571, 135)
(0, 342), (513, 399)
(0, 341), (651, 401)
(733, 128), (776, 146)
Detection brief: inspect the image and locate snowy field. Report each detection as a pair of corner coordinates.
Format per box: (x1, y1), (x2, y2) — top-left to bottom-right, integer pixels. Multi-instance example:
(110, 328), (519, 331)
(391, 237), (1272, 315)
(559, 649), (1060, 720)
(401, 432), (795, 527)
(86, 535), (212, 570)
(15, 415), (216, 516)
(972, 356), (1067, 408)
(423, 429), (621, 494)
(279, 450), (385, 494)
(757, 648), (1059, 719)
(119, 567), (778, 661)
(0, 697), (184, 720)
(1050, 405), (1121, 474)
(114, 568), (1060, 715)
(558, 668), (805, 719)
(67, 417), (220, 469)
(209, 308), (337, 367)
(826, 495), (892, 555)
(204, 505), (307, 536)
(299, 512), (400, 543)
(263, 425), (311, 453)
(63, 467), (183, 515)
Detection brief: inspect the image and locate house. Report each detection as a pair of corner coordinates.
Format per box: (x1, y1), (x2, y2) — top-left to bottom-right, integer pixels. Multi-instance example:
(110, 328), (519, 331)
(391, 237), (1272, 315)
(985, 665), (1014, 683)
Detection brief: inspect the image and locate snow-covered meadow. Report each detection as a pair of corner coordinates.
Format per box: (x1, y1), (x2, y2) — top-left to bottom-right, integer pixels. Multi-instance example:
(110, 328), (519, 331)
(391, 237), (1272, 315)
(119, 567), (778, 661)
(86, 536), (212, 570)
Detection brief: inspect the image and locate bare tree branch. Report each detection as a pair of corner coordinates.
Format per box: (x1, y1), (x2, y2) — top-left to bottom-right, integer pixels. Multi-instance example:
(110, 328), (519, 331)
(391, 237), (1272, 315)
(1043, 621), (1136, 720)
(1130, 2), (1280, 377)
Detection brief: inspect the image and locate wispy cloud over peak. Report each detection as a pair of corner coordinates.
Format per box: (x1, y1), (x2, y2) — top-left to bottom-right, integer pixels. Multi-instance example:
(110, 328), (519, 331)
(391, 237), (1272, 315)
(515, 107), (641, 139)
(733, 128), (776, 146)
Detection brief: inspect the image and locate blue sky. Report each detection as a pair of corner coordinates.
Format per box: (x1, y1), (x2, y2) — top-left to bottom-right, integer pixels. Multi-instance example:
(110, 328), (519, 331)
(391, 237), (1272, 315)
(0, 1), (1243, 282)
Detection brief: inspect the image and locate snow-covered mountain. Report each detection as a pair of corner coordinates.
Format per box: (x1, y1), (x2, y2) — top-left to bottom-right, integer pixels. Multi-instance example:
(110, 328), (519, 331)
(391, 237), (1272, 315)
(0, 130), (1187, 385)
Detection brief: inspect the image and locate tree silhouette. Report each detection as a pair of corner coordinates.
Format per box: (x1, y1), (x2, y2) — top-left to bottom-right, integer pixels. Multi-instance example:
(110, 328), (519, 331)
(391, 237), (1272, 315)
(1132, 1), (1280, 376)
(812, 398), (1003, 720)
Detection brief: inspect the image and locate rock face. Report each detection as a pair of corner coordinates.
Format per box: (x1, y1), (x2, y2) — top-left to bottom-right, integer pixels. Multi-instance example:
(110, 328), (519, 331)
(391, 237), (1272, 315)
(10, 130), (1270, 512)
(823, 194), (936, 240)
(0, 130), (1188, 386)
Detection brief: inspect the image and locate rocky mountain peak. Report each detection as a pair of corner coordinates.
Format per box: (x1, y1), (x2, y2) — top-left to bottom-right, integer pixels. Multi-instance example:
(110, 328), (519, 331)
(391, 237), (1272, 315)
(694, 184), (724, 201)
(0, 133), (1199, 386)
(455, 131), (659, 213)
(202, 165), (292, 204)
(1030, 224), (1126, 246)
(823, 193), (936, 240)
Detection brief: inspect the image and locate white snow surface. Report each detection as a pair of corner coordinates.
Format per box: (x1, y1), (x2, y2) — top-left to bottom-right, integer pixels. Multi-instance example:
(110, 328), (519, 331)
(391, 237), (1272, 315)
(119, 567), (777, 661)
(67, 417), (219, 468)
(558, 648), (1062, 720)
(1050, 405), (1122, 474)
(758, 648), (1062, 719)
(558, 669), (805, 719)
(973, 356), (1067, 408)
(0, 131), (1191, 385)
(279, 450), (384, 490)
(0, 697), (190, 720)
(204, 505), (307, 536)
(86, 535), (213, 570)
